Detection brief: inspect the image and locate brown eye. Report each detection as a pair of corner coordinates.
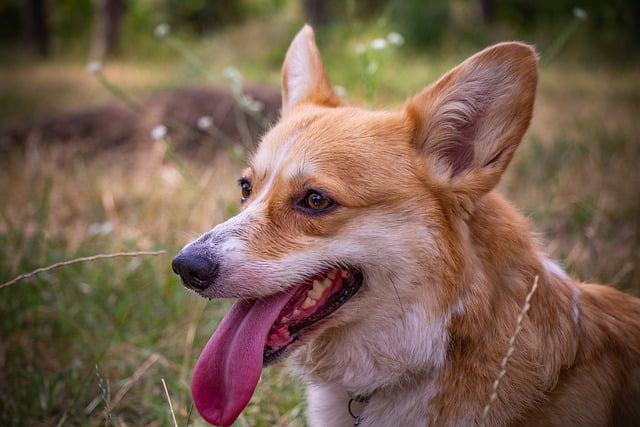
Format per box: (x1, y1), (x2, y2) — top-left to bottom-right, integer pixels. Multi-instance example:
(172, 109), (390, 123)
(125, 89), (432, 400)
(239, 178), (252, 202)
(301, 190), (333, 211)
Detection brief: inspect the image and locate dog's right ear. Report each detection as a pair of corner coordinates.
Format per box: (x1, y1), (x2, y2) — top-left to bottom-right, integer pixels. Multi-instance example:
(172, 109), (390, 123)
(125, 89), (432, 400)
(404, 42), (538, 211)
(281, 25), (342, 113)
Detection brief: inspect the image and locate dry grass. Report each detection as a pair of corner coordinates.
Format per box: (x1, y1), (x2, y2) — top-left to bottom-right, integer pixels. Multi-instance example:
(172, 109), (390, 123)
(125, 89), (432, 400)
(0, 135), (306, 425)
(502, 63), (640, 293)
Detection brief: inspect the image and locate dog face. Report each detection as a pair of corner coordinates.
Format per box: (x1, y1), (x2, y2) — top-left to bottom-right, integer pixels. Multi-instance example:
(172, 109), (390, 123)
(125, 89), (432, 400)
(179, 104), (452, 302)
(172, 25), (537, 426)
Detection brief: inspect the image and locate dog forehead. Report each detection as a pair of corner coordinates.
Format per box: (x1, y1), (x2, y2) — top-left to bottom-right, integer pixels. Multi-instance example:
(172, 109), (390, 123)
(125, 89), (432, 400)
(252, 106), (411, 179)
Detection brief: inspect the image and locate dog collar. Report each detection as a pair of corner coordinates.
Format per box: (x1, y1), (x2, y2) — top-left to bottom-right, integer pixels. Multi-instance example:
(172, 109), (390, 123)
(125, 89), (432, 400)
(348, 392), (373, 426)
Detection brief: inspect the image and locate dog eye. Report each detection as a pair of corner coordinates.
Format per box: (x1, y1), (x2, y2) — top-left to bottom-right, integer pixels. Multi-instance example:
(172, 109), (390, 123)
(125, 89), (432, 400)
(238, 178), (252, 203)
(301, 190), (334, 212)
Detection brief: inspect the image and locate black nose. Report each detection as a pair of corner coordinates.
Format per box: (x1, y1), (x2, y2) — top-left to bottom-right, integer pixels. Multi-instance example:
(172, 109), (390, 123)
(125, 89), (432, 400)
(172, 248), (219, 290)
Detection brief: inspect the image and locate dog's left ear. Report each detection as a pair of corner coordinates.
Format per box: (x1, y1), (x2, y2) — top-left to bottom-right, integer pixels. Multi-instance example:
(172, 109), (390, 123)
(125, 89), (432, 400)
(405, 42), (538, 208)
(281, 25), (342, 113)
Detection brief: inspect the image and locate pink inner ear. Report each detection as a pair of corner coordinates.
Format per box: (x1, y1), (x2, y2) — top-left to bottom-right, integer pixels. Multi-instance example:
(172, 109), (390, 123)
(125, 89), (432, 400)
(440, 139), (474, 177)
(281, 25), (342, 112)
(418, 84), (489, 178)
(427, 110), (479, 177)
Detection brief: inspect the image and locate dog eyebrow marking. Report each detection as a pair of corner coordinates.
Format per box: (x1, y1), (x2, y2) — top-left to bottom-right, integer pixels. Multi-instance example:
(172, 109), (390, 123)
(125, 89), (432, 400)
(252, 132), (300, 205)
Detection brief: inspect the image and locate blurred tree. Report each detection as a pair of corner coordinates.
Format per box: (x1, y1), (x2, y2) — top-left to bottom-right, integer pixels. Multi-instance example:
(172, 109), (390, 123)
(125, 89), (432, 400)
(0, 1), (21, 45)
(479, 0), (496, 24)
(90, 0), (126, 59)
(301, 0), (389, 26)
(22, 0), (49, 56)
(494, 0), (640, 59)
(50, 0), (94, 55)
(0, 0), (637, 61)
(387, 0), (451, 48)
(303, 0), (330, 25)
(165, 0), (246, 34)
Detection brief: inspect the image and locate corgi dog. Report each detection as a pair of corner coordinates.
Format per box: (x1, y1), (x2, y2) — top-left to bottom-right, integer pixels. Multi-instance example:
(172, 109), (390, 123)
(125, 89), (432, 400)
(172, 25), (640, 426)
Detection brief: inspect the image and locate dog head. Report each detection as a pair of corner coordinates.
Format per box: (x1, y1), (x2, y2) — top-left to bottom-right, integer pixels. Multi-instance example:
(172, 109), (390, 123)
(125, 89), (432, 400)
(172, 25), (537, 426)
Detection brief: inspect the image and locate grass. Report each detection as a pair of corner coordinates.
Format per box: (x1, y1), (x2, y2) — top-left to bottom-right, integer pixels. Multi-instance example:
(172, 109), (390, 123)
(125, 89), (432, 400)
(1, 13), (639, 426)
(502, 64), (640, 293)
(0, 138), (306, 426)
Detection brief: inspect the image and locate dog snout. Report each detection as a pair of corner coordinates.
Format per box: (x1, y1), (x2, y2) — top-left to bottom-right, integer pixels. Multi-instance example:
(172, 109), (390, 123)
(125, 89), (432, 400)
(172, 247), (219, 290)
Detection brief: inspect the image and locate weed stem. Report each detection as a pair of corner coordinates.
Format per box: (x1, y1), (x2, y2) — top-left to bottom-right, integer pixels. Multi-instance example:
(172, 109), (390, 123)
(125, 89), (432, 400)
(479, 275), (539, 425)
(1, 250), (167, 290)
(162, 378), (179, 427)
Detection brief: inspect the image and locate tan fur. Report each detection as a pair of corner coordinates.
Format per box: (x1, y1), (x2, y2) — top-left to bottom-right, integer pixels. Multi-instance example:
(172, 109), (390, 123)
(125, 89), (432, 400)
(184, 25), (640, 426)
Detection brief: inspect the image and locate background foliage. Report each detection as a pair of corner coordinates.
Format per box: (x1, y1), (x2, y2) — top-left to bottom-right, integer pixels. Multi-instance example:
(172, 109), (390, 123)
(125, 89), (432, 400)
(2, 0), (639, 59)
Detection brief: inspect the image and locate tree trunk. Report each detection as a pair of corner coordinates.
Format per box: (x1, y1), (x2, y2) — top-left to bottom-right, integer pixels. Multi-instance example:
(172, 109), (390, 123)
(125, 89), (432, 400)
(478, 0), (495, 24)
(303, 0), (331, 26)
(90, 0), (126, 60)
(22, 0), (49, 56)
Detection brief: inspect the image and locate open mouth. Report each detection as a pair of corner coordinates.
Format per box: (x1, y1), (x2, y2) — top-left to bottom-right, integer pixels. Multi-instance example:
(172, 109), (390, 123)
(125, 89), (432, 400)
(190, 266), (363, 426)
(264, 267), (363, 364)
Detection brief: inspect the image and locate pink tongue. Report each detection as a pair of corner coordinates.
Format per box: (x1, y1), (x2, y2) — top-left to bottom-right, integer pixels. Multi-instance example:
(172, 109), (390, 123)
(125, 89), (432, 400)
(191, 290), (293, 426)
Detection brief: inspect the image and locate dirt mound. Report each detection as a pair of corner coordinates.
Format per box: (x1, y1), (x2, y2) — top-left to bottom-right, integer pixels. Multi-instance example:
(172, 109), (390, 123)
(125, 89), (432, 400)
(0, 83), (281, 154)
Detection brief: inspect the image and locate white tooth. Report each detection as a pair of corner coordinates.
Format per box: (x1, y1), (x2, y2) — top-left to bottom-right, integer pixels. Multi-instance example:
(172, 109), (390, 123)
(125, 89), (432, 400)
(292, 309), (302, 318)
(308, 280), (323, 299)
(328, 271), (336, 280)
(308, 288), (322, 300)
(301, 297), (316, 309)
(280, 316), (290, 324)
(307, 274), (336, 301)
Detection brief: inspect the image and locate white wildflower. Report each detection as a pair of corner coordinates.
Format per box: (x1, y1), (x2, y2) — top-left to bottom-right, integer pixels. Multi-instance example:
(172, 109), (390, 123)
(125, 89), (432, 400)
(387, 32), (405, 46)
(370, 38), (388, 50)
(197, 115), (213, 130)
(86, 61), (102, 74)
(241, 95), (264, 114)
(333, 85), (347, 98)
(155, 23), (171, 38)
(572, 7), (588, 20)
(224, 66), (243, 85)
(151, 124), (168, 140)
(88, 221), (114, 236)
